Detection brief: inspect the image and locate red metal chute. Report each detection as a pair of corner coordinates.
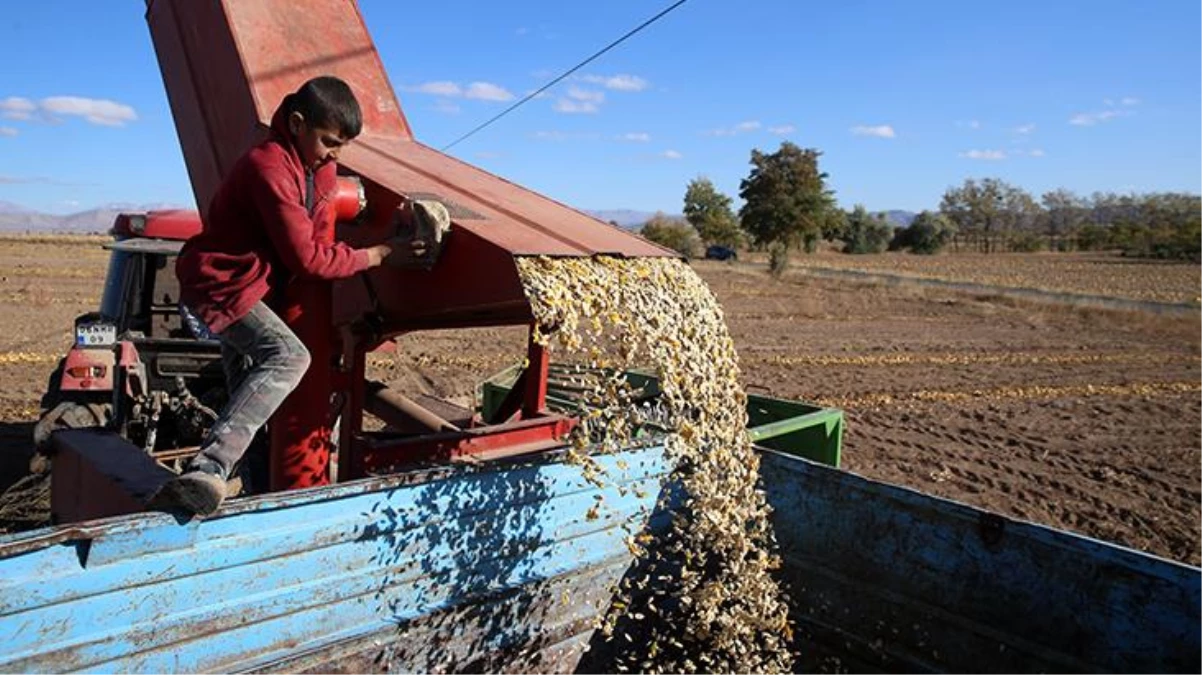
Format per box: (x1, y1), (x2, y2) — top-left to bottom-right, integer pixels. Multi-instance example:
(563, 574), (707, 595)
(147, 0), (675, 490)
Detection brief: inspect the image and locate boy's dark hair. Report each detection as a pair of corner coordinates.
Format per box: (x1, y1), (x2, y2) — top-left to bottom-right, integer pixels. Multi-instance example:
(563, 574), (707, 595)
(287, 76), (362, 138)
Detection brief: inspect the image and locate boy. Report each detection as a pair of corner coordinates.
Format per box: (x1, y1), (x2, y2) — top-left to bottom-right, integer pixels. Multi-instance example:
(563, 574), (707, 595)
(154, 76), (398, 517)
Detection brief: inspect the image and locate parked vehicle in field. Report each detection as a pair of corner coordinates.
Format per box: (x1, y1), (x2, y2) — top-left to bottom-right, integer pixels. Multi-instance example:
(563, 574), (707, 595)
(704, 244), (738, 261)
(33, 211), (225, 468)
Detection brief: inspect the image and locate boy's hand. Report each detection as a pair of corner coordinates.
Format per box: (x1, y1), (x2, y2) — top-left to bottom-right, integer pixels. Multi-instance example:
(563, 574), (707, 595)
(383, 236), (429, 265)
(365, 243), (392, 268)
(397, 237), (429, 258)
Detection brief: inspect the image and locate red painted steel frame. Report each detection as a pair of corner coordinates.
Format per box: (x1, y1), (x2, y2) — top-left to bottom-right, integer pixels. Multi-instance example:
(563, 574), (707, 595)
(60, 347), (115, 393)
(111, 210), (202, 241)
(523, 339), (550, 419)
(146, 0), (676, 492)
(110, 177), (361, 242)
(269, 198), (342, 489)
(353, 415), (578, 477)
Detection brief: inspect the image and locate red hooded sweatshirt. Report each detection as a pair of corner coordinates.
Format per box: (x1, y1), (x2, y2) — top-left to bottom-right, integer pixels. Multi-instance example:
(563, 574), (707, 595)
(176, 102), (370, 334)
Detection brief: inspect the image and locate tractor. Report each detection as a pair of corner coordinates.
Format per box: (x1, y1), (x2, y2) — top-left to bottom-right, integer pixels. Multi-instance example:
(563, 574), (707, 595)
(32, 210), (226, 472)
(33, 175), (371, 486)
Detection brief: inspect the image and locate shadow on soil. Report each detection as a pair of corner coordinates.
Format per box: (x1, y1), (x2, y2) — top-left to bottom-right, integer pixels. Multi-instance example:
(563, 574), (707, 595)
(0, 422), (50, 534)
(0, 422), (34, 493)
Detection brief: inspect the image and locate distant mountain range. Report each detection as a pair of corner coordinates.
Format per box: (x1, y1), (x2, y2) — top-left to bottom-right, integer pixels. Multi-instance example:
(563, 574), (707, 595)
(0, 202), (188, 233)
(0, 202), (918, 234)
(585, 209), (919, 230)
(881, 210), (917, 227)
(582, 209), (672, 229)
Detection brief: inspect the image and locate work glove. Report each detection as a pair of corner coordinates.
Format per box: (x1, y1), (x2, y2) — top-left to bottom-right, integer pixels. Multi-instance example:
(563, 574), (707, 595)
(385, 198), (451, 269)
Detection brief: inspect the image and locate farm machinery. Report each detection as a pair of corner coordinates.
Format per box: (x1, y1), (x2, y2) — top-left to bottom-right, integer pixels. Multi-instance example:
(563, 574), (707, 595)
(4, 1), (1196, 673)
(32, 210), (221, 468)
(32, 182), (362, 478)
(39, 0), (675, 523)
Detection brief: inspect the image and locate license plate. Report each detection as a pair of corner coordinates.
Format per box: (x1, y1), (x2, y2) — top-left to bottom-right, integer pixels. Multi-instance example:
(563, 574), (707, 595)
(76, 323), (117, 347)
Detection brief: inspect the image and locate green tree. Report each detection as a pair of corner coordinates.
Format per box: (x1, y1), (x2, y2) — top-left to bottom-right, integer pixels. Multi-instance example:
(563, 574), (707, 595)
(939, 177), (1039, 252)
(738, 142), (836, 257)
(819, 208), (848, 243)
(890, 210), (956, 254)
(683, 177), (743, 248)
(1076, 192), (1191, 257)
(639, 212), (701, 258)
(1040, 189), (1086, 251)
(840, 205), (892, 254)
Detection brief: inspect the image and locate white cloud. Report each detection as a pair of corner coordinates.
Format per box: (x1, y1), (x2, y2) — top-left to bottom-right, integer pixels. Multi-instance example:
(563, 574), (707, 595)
(768, 124), (796, 135)
(553, 98), (599, 114)
(1069, 109), (1131, 126)
(0, 126), (17, 137)
(0, 174), (90, 186)
(703, 120), (762, 137)
(530, 130), (599, 141)
(464, 82), (514, 101)
(1013, 123), (1036, 134)
(40, 96), (138, 126)
(661, 149), (682, 160)
(1070, 97), (1138, 126)
(959, 149), (1007, 160)
(617, 132), (651, 142)
(0, 97), (36, 121)
(431, 99), (461, 115)
(2, 95), (140, 126)
(1029, 148), (1045, 157)
(850, 124), (895, 138)
(566, 86), (605, 104)
(406, 81), (462, 96)
(579, 74), (650, 92)
(956, 119), (982, 130)
(403, 80), (515, 102)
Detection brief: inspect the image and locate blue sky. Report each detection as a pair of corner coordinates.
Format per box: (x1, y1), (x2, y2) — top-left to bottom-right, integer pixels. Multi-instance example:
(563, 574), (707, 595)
(0, 0), (1198, 215)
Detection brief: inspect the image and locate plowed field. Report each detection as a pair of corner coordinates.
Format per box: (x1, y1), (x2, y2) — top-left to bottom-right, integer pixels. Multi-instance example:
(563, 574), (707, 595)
(0, 237), (1197, 565)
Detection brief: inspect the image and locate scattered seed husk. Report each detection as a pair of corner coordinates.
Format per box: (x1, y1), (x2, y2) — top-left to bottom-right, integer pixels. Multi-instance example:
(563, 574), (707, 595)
(517, 255), (793, 674)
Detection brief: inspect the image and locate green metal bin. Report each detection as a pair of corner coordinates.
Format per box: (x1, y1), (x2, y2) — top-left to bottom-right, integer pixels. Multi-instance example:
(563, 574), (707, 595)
(479, 364), (843, 468)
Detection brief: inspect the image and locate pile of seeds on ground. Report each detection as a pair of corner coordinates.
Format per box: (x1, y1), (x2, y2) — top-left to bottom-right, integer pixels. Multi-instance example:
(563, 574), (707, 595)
(516, 255), (793, 674)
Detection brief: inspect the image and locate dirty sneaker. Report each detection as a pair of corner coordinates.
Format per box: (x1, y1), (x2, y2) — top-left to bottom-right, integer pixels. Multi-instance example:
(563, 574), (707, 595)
(150, 459), (227, 517)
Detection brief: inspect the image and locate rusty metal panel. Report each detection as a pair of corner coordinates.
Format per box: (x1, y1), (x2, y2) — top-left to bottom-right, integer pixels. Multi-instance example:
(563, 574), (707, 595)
(146, 0), (410, 214)
(147, 0), (674, 260)
(219, 0), (410, 140)
(340, 138), (677, 258)
(332, 223), (536, 331)
(148, 0), (676, 334)
(271, 563), (623, 673)
(50, 431), (174, 524)
(760, 449), (1202, 673)
(0, 435), (668, 673)
(146, 0), (259, 214)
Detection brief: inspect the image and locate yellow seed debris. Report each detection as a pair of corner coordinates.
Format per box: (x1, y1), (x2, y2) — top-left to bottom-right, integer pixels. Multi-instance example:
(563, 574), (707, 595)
(517, 255), (793, 674)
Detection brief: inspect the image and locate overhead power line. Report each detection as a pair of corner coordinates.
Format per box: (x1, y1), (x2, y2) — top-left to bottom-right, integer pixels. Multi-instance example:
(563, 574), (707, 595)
(440, 0), (691, 152)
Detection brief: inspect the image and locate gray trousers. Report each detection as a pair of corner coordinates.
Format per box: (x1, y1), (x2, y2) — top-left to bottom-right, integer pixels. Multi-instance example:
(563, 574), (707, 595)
(195, 301), (311, 478)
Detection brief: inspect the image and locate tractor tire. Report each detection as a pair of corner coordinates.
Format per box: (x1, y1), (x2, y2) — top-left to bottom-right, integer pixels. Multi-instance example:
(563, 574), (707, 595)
(37, 360), (66, 411)
(32, 401), (111, 456)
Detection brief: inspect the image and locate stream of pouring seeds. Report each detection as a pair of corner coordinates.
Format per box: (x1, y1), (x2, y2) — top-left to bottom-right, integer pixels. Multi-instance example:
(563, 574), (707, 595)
(516, 256), (793, 674)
